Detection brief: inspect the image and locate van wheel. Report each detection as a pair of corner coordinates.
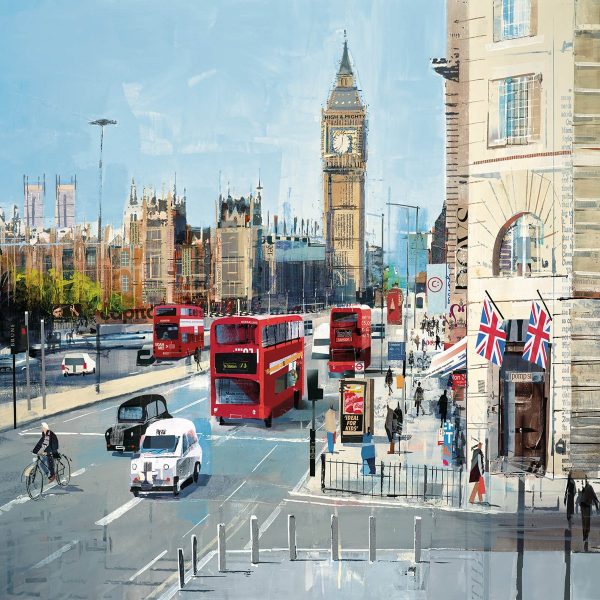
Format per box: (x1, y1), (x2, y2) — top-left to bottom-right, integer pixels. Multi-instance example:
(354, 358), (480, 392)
(173, 476), (180, 497)
(264, 415), (272, 428)
(293, 390), (300, 409)
(132, 488), (139, 497)
(193, 463), (201, 483)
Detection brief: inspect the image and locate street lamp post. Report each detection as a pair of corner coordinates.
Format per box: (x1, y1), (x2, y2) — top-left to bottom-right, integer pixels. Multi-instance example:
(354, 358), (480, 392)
(90, 118), (116, 395)
(367, 212), (385, 373)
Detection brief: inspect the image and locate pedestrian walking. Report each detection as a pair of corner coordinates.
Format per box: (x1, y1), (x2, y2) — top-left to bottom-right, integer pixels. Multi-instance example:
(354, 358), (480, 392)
(408, 350), (414, 371)
(414, 334), (420, 351)
(324, 405), (336, 454)
(361, 428), (376, 475)
(421, 337), (426, 351)
(580, 477), (600, 551)
(435, 334), (441, 350)
(421, 317), (426, 334)
(438, 390), (448, 427)
(414, 382), (424, 417)
(469, 442), (485, 504)
(193, 347), (202, 371)
(435, 319), (439, 334)
(385, 367), (393, 395)
(564, 472), (576, 526)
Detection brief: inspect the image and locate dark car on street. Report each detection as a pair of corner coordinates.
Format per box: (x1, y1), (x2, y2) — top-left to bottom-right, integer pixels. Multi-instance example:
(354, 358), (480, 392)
(105, 394), (171, 452)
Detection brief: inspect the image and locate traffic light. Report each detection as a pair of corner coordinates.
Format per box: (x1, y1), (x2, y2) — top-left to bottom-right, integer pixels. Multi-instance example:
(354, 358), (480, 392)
(10, 323), (28, 354)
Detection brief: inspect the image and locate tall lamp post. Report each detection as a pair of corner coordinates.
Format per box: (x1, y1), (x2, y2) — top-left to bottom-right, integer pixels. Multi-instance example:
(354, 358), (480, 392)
(90, 118), (117, 394)
(387, 201), (420, 409)
(367, 212), (384, 373)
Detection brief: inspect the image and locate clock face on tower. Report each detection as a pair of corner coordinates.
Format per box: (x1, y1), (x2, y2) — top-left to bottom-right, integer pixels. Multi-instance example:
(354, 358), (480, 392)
(329, 128), (356, 155)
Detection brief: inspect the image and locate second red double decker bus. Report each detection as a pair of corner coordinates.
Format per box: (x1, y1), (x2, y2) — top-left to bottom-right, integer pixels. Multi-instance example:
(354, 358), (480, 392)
(210, 315), (304, 428)
(153, 304), (205, 360)
(328, 305), (372, 376)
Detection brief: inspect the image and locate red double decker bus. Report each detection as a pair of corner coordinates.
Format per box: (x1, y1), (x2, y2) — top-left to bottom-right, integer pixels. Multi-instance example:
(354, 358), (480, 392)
(153, 304), (204, 360)
(210, 315), (304, 428)
(328, 305), (372, 375)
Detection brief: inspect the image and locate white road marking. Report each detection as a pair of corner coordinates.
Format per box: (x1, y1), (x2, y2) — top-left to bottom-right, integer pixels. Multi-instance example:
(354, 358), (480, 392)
(243, 505), (281, 550)
(20, 432), (103, 436)
(100, 404), (119, 412)
(0, 495), (30, 515)
(206, 433), (322, 444)
(165, 380), (196, 394)
(30, 540), (78, 569)
(172, 398), (206, 414)
(63, 411), (95, 423)
(95, 497), (142, 526)
(251, 445), (278, 472)
(223, 480), (246, 503)
(71, 468), (86, 477)
(129, 549), (168, 582)
(181, 513), (210, 538)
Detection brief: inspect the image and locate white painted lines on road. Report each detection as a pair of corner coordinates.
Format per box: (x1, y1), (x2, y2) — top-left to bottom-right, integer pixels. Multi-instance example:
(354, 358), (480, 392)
(223, 480), (246, 503)
(63, 411), (95, 423)
(181, 513), (210, 539)
(95, 497), (142, 527)
(19, 432), (104, 436)
(71, 467), (86, 477)
(251, 445), (278, 472)
(129, 549), (167, 582)
(208, 433), (322, 445)
(172, 397), (206, 415)
(243, 505), (282, 550)
(30, 540), (79, 569)
(99, 404), (119, 412)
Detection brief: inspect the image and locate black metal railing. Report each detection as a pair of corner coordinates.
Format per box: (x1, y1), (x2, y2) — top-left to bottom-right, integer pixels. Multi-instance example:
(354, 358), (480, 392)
(320, 453), (463, 507)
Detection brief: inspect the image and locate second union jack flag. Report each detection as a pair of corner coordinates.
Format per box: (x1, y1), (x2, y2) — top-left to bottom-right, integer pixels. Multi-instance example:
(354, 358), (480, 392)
(475, 298), (506, 367)
(522, 301), (551, 368)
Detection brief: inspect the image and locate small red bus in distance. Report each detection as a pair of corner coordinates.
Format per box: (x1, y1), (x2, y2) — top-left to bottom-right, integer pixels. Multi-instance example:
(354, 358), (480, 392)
(210, 315), (304, 428)
(153, 304), (204, 359)
(328, 305), (372, 375)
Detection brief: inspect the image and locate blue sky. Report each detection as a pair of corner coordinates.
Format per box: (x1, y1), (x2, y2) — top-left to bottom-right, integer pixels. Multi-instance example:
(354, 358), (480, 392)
(0, 0), (445, 237)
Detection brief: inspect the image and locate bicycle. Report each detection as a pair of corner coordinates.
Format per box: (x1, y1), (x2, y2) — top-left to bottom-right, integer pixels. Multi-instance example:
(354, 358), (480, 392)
(416, 353), (431, 371)
(22, 453), (72, 500)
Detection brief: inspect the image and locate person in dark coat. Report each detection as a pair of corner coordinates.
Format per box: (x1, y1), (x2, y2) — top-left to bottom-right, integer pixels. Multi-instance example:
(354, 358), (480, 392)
(32, 422), (59, 482)
(385, 404), (396, 454)
(435, 334), (441, 350)
(194, 347), (202, 371)
(385, 367), (393, 395)
(564, 472), (576, 526)
(438, 390), (449, 427)
(580, 477), (600, 551)
(469, 442), (485, 504)
(414, 382), (424, 417)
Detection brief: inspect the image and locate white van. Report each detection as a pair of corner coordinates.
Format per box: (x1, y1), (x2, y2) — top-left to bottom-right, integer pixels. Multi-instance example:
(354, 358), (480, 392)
(130, 418), (202, 497)
(61, 352), (96, 376)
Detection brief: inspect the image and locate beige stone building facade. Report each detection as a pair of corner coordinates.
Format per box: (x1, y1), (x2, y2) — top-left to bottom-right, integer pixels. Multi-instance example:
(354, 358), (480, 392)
(322, 40), (367, 302)
(450, 0), (600, 476)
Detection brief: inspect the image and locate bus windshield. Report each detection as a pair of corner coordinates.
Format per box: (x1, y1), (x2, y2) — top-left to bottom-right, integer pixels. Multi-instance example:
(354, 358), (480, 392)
(155, 307), (177, 316)
(142, 435), (179, 453)
(155, 324), (178, 340)
(216, 378), (260, 404)
(215, 324), (256, 345)
(332, 312), (358, 323)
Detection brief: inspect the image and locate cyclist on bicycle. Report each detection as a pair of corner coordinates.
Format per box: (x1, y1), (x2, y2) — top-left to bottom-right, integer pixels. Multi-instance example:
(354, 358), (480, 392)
(32, 422), (59, 483)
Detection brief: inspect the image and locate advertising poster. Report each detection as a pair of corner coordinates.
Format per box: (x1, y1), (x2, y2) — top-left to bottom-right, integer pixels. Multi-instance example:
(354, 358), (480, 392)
(340, 380), (366, 442)
(386, 287), (402, 325)
(426, 263), (449, 315)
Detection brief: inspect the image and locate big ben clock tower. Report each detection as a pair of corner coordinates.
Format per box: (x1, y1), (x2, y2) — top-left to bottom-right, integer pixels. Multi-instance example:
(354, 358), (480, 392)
(322, 35), (367, 302)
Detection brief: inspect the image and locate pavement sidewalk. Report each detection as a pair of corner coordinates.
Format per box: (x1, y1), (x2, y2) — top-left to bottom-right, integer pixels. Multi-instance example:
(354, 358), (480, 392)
(0, 359), (208, 431)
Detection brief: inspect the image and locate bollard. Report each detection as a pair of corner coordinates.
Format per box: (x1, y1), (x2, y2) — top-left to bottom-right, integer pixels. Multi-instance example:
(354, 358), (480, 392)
(178, 548), (185, 590)
(331, 514), (339, 561)
(192, 534), (198, 576)
(369, 516), (376, 562)
(218, 523), (226, 572)
(414, 516), (422, 563)
(288, 514), (297, 561)
(250, 515), (259, 565)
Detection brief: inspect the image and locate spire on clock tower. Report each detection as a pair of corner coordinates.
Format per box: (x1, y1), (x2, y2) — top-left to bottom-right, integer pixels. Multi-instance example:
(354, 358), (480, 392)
(327, 35), (363, 110)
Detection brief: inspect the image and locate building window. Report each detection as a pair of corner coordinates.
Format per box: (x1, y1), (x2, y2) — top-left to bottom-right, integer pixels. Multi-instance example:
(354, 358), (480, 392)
(121, 275), (129, 292)
(493, 0), (535, 42)
(121, 251), (130, 268)
(493, 213), (549, 277)
(488, 74), (541, 147)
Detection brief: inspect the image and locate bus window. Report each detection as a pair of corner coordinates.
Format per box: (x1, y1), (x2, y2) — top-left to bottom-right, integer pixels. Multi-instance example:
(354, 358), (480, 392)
(215, 324), (256, 345)
(332, 312), (358, 323)
(155, 307), (177, 316)
(216, 378), (259, 404)
(155, 324), (178, 340)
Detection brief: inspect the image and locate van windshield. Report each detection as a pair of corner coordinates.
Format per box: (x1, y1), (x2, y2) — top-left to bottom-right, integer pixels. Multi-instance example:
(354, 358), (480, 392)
(142, 435), (178, 453)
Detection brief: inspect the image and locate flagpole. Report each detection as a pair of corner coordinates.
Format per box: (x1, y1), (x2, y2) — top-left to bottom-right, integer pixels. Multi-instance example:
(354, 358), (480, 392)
(484, 290), (505, 321)
(536, 289), (552, 321)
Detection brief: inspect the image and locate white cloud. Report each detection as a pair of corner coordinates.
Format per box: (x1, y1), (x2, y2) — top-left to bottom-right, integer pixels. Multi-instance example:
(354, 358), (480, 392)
(187, 69), (217, 88)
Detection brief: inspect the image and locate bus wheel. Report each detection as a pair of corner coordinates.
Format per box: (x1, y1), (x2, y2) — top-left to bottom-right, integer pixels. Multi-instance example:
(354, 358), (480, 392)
(219, 417), (226, 426)
(293, 390), (300, 409)
(264, 415), (272, 428)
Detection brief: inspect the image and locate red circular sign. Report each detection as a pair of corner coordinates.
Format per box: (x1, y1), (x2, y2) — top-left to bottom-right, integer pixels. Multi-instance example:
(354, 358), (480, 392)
(427, 277), (443, 293)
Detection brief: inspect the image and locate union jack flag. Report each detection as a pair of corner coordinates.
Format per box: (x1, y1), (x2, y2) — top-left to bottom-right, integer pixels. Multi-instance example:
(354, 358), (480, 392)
(522, 301), (551, 368)
(475, 298), (506, 367)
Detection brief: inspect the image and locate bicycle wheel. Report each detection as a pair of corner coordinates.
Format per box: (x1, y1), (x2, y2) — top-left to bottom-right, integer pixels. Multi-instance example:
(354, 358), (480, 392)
(26, 465), (44, 500)
(56, 455), (71, 487)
